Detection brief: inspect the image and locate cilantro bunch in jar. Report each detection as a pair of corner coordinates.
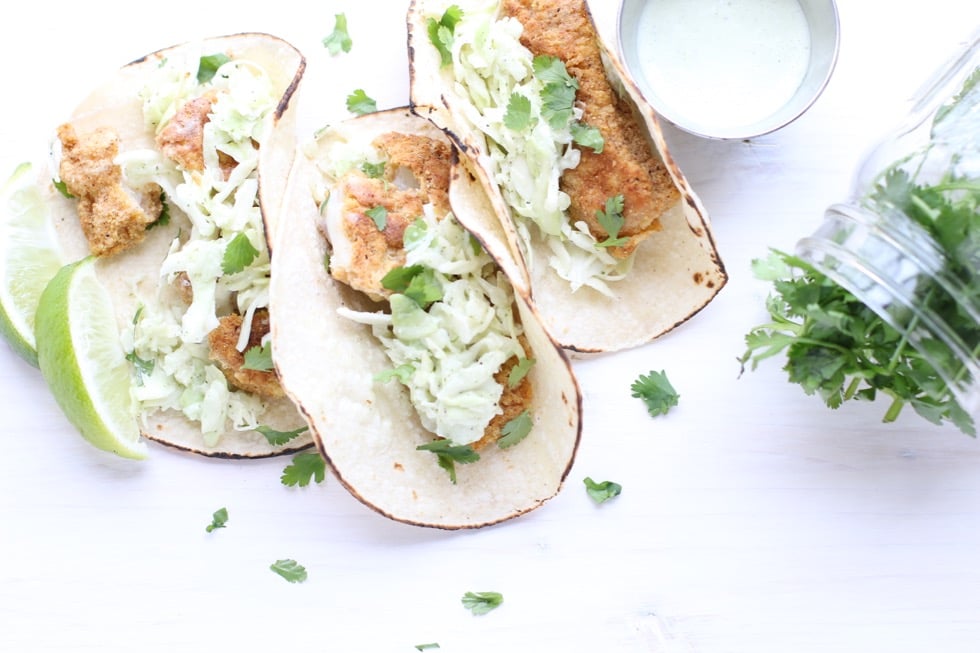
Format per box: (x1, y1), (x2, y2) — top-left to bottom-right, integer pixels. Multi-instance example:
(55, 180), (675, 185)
(741, 30), (979, 435)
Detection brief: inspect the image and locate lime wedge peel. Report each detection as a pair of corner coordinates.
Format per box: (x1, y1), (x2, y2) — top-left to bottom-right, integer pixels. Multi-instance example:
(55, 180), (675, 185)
(35, 257), (147, 460)
(0, 162), (65, 366)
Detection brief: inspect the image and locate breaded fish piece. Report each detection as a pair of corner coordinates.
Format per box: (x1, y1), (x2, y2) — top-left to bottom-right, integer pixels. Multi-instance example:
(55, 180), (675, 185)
(156, 91), (238, 177)
(324, 132), (452, 301)
(207, 308), (284, 399)
(471, 334), (534, 451)
(501, 0), (679, 258)
(56, 123), (163, 257)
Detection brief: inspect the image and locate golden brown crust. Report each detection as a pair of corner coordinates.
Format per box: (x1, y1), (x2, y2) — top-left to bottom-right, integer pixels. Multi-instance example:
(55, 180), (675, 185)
(56, 123), (162, 257)
(207, 308), (284, 399)
(500, 0), (679, 258)
(471, 334), (534, 450)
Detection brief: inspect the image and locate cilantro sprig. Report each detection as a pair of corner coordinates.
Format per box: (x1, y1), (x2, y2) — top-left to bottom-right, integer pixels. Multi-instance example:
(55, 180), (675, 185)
(595, 195), (629, 248)
(631, 370), (680, 417)
(346, 89), (377, 115)
(281, 452), (327, 487)
(323, 13), (352, 55)
(428, 6), (463, 67)
(416, 439), (479, 484)
(205, 507), (228, 533)
(222, 232), (259, 275)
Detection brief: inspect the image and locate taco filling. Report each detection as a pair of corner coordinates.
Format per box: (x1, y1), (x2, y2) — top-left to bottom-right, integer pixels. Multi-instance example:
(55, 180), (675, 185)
(312, 126), (535, 466)
(53, 46), (298, 450)
(421, 0), (679, 295)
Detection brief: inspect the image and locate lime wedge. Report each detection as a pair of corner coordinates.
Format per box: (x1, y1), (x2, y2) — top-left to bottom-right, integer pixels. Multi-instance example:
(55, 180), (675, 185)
(0, 162), (64, 366)
(35, 257), (147, 460)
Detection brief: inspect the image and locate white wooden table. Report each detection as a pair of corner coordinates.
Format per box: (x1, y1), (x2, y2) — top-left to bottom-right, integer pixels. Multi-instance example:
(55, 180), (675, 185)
(1, 2), (978, 651)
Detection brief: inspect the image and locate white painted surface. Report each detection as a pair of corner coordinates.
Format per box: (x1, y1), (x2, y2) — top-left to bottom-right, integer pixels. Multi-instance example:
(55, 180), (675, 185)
(636, 0), (811, 133)
(1, 2), (979, 652)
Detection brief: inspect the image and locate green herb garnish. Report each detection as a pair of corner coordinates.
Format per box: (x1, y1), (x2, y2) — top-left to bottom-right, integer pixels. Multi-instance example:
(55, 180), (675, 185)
(417, 439), (479, 484)
(583, 477), (622, 504)
(270, 559), (307, 583)
(147, 191), (170, 230)
(534, 55), (578, 129)
(256, 425), (308, 446)
(365, 205), (388, 231)
(52, 179), (73, 198)
(381, 264), (443, 309)
(595, 194), (629, 248)
(631, 370), (680, 417)
(242, 342), (274, 371)
(281, 452), (327, 487)
(346, 89), (377, 115)
(497, 410), (532, 449)
(570, 121), (604, 152)
(427, 5), (463, 67)
(360, 161), (386, 179)
(323, 13), (353, 55)
(197, 53), (231, 84)
(222, 232), (259, 275)
(461, 591), (503, 615)
(205, 507), (228, 533)
(503, 92), (533, 131)
(507, 357), (535, 388)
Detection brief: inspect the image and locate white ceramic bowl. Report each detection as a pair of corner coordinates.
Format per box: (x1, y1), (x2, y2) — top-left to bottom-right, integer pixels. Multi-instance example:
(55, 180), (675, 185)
(618, 0), (840, 139)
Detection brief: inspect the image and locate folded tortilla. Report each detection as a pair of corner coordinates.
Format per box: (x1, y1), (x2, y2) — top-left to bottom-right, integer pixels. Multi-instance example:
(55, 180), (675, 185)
(407, 0), (727, 353)
(270, 108), (582, 528)
(31, 34), (311, 457)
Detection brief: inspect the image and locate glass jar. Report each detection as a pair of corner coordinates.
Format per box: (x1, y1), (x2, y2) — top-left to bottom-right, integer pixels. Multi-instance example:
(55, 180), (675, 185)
(795, 29), (980, 421)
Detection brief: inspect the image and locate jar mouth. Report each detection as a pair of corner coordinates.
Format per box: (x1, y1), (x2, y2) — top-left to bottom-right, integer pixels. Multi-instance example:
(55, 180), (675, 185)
(797, 202), (979, 416)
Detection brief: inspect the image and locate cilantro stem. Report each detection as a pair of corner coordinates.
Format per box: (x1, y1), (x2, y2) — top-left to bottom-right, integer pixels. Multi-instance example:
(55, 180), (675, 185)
(883, 396), (905, 423)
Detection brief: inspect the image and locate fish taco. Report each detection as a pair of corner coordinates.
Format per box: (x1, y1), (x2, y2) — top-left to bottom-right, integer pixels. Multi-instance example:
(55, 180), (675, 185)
(408, 0), (727, 353)
(11, 33), (311, 457)
(270, 108), (581, 528)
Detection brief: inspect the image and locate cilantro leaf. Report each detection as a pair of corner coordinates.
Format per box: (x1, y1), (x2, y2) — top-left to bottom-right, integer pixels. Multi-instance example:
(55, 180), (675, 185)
(631, 370), (680, 417)
(595, 194), (629, 248)
(125, 350), (155, 386)
(147, 191), (170, 230)
(222, 232), (259, 275)
(256, 424), (309, 446)
(242, 342), (274, 371)
(52, 178), (74, 198)
(360, 161), (386, 179)
(366, 205), (388, 231)
(417, 439), (479, 484)
(461, 591), (503, 615)
(508, 357), (535, 388)
(415, 644), (441, 651)
(323, 13), (353, 55)
(583, 477), (622, 504)
(346, 89), (377, 115)
(533, 55), (579, 129)
(197, 53), (231, 84)
(270, 559), (307, 583)
(205, 507), (228, 533)
(281, 452), (327, 487)
(570, 121), (604, 152)
(427, 6), (463, 66)
(381, 265), (443, 309)
(498, 410), (533, 449)
(375, 363), (415, 384)
(504, 93), (533, 131)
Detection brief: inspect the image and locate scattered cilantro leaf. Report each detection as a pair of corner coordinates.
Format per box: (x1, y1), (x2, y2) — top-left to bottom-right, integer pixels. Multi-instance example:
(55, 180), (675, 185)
(595, 194), (629, 248)
(281, 452), (327, 487)
(498, 410), (533, 449)
(270, 559), (307, 583)
(508, 357), (535, 388)
(415, 644), (441, 651)
(323, 13), (353, 55)
(205, 507), (228, 533)
(504, 93), (533, 131)
(534, 55), (579, 129)
(242, 342), (274, 371)
(366, 205), (388, 231)
(346, 89), (377, 115)
(583, 477), (622, 504)
(52, 178), (74, 198)
(197, 53), (231, 84)
(631, 370), (680, 417)
(427, 5), (463, 67)
(125, 350), (155, 386)
(382, 265), (443, 309)
(417, 440), (479, 484)
(256, 424), (309, 446)
(570, 121), (604, 152)
(461, 591), (503, 615)
(222, 232), (259, 275)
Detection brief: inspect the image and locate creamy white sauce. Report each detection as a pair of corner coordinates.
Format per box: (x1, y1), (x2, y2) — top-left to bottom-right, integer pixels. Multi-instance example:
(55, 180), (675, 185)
(636, 0), (812, 135)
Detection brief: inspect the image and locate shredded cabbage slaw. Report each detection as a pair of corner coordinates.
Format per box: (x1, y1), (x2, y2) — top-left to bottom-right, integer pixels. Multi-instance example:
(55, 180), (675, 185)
(112, 49), (278, 446)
